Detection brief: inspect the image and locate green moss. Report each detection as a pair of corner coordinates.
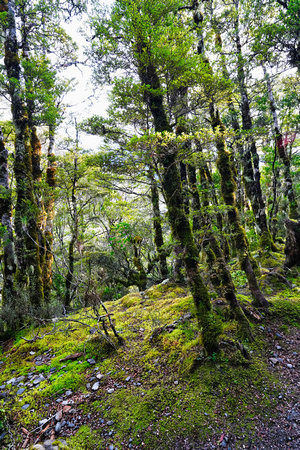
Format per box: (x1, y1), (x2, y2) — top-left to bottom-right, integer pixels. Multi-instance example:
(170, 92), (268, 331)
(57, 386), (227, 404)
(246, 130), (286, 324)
(270, 297), (300, 326)
(66, 425), (103, 449)
(120, 293), (142, 308)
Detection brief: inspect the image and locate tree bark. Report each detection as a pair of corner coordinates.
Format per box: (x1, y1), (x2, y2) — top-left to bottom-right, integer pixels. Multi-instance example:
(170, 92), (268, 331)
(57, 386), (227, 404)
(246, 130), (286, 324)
(136, 38), (221, 353)
(233, 1), (275, 251)
(44, 125), (56, 303)
(4, 0), (44, 309)
(148, 166), (168, 279)
(209, 105), (269, 309)
(0, 126), (17, 325)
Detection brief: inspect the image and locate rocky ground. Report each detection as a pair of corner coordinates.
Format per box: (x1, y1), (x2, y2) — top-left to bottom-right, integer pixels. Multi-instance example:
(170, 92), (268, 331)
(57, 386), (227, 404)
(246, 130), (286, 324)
(0, 282), (299, 449)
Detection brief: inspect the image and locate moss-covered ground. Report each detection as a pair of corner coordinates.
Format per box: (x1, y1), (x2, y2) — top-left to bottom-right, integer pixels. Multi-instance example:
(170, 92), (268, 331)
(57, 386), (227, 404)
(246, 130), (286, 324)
(0, 261), (299, 449)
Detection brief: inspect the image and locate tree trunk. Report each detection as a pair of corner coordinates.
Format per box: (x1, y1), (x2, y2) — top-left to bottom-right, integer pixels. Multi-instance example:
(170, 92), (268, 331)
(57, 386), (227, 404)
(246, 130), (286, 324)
(263, 65), (300, 266)
(148, 167), (168, 279)
(44, 126), (56, 303)
(4, 0), (44, 309)
(136, 40), (221, 354)
(209, 105), (269, 309)
(233, 1), (275, 251)
(0, 126), (17, 326)
(65, 152), (78, 308)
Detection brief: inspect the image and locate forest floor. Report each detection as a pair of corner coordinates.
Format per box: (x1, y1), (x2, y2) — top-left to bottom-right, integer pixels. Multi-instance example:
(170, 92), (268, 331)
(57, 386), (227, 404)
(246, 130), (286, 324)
(0, 254), (300, 449)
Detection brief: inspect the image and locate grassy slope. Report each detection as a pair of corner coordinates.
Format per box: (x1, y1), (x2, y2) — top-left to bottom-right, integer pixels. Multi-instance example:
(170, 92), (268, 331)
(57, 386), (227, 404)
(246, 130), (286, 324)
(0, 257), (299, 449)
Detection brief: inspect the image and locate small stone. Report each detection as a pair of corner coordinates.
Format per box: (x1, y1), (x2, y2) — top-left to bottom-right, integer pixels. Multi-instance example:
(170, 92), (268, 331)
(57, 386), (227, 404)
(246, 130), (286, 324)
(276, 346), (282, 350)
(287, 364), (293, 369)
(55, 410), (63, 421)
(29, 351), (36, 356)
(276, 333), (283, 339)
(21, 404), (30, 410)
(174, 380), (179, 385)
(107, 388), (114, 394)
(270, 358), (278, 365)
(62, 405), (72, 413)
(126, 376), (131, 382)
(56, 398), (63, 403)
(109, 445), (114, 450)
(65, 390), (72, 397)
(140, 328), (144, 332)
(33, 375), (46, 385)
(86, 383), (91, 389)
(31, 445), (44, 450)
(0, 385), (5, 390)
(96, 373), (104, 380)
(92, 382), (99, 391)
(39, 418), (48, 427)
(87, 358), (96, 365)
(50, 367), (57, 373)
(67, 421), (75, 428)
(17, 388), (25, 395)
(6, 377), (16, 385)
(16, 376), (25, 383)
(55, 421), (62, 433)
(107, 420), (114, 426)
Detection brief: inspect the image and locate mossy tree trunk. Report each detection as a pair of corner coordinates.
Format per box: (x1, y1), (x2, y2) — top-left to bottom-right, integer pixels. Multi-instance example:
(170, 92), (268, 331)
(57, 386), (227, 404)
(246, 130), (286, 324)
(148, 166), (168, 279)
(263, 65), (300, 267)
(44, 125), (56, 303)
(136, 39), (221, 354)
(0, 126), (17, 325)
(233, 2), (275, 251)
(4, 0), (44, 310)
(209, 104), (269, 309)
(65, 151), (78, 308)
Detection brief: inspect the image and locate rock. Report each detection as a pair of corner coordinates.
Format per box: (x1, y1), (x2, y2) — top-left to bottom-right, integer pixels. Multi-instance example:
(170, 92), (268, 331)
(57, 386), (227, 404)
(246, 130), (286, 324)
(65, 390), (72, 397)
(174, 380), (179, 385)
(55, 421), (62, 433)
(6, 377), (16, 385)
(22, 404), (30, 410)
(287, 364), (293, 369)
(39, 418), (48, 427)
(109, 445), (114, 450)
(126, 376), (131, 382)
(16, 375), (25, 383)
(55, 410), (63, 421)
(67, 421), (75, 428)
(31, 445), (44, 450)
(87, 358), (96, 365)
(107, 388), (114, 394)
(33, 375), (46, 385)
(0, 385), (5, 389)
(62, 405), (72, 413)
(92, 382), (99, 391)
(270, 358), (279, 365)
(44, 440), (56, 450)
(56, 398), (63, 403)
(107, 420), (114, 426)
(96, 373), (104, 380)
(29, 351), (36, 355)
(17, 388), (25, 395)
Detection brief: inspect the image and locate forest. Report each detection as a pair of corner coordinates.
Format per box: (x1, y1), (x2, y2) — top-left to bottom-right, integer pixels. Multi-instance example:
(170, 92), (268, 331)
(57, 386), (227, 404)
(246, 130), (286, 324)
(0, 0), (300, 448)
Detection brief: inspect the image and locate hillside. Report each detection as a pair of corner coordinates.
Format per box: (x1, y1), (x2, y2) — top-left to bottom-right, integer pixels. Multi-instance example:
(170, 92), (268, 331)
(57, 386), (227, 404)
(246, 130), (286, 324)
(0, 272), (299, 449)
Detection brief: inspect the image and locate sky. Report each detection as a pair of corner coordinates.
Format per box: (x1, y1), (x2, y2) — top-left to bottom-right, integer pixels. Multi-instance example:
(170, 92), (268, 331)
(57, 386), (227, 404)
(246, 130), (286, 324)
(58, 17), (109, 151)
